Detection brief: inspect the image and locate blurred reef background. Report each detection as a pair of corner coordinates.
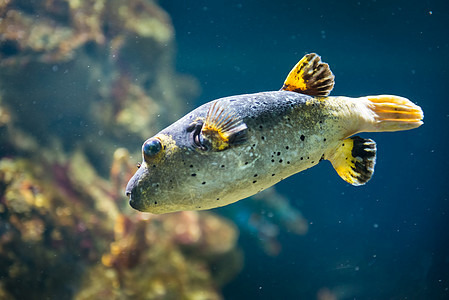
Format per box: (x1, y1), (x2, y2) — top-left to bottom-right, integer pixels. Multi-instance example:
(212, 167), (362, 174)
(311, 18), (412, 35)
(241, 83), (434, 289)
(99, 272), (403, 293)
(0, 0), (242, 299)
(1, 0), (449, 299)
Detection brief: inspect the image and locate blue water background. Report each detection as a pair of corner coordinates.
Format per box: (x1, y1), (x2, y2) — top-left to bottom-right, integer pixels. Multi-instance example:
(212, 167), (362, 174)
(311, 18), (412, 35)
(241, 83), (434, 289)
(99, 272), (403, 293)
(161, 0), (449, 299)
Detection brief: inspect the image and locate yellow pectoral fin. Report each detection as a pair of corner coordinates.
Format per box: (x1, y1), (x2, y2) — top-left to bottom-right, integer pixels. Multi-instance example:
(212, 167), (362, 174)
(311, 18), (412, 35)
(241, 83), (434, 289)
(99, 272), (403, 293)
(201, 101), (247, 151)
(328, 136), (377, 186)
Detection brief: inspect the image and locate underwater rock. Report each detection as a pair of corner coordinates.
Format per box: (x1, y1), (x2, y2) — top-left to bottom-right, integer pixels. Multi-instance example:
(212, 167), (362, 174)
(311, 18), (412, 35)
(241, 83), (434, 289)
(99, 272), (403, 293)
(0, 0), (199, 175)
(90, 212), (241, 300)
(0, 139), (241, 299)
(0, 156), (100, 299)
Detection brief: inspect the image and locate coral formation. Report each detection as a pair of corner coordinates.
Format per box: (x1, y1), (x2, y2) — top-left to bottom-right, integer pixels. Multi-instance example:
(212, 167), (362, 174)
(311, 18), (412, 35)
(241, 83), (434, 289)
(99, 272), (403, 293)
(85, 212), (241, 300)
(0, 0), (239, 299)
(0, 151), (241, 299)
(0, 0), (199, 174)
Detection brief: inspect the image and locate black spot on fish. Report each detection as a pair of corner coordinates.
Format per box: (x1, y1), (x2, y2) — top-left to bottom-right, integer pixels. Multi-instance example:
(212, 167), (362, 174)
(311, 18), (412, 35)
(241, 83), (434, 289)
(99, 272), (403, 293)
(323, 138), (327, 142)
(300, 157), (304, 160)
(191, 173), (196, 177)
(279, 159), (283, 163)
(221, 165), (225, 168)
(277, 152), (281, 156)
(154, 201), (157, 205)
(311, 161), (314, 164)
(300, 135), (305, 141)
(253, 180), (257, 184)
(254, 174), (258, 177)
(152, 165), (156, 168)
(285, 146), (289, 150)
(261, 136), (265, 140)
(190, 165), (193, 168)
(202, 182), (206, 185)
(271, 159), (275, 162)
(216, 198), (220, 200)
(272, 174), (275, 176)
(287, 161), (290, 164)
(245, 161), (249, 165)
(259, 125), (263, 129)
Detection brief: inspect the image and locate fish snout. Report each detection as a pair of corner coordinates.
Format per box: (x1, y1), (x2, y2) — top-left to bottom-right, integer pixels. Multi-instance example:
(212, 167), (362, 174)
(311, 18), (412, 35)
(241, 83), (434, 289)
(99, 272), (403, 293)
(125, 166), (148, 211)
(129, 194), (143, 211)
(126, 184), (148, 212)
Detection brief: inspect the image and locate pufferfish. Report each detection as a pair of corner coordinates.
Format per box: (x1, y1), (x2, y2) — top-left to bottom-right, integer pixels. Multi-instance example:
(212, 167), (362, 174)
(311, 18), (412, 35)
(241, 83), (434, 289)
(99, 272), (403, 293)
(126, 53), (423, 214)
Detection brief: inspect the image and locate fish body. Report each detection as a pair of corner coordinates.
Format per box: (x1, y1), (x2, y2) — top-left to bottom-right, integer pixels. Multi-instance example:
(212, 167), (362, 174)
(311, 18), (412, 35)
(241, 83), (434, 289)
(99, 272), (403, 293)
(126, 53), (423, 214)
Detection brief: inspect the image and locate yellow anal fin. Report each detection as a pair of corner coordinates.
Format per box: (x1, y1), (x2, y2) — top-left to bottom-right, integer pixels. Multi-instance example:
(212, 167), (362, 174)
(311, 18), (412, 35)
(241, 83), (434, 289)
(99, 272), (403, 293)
(328, 136), (377, 186)
(281, 53), (335, 96)
(201, 101), (247, 151)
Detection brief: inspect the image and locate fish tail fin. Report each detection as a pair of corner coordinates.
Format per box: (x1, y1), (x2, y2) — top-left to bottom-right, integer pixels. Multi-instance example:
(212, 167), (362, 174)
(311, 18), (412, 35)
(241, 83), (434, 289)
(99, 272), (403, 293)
(361, 95), (424, 132)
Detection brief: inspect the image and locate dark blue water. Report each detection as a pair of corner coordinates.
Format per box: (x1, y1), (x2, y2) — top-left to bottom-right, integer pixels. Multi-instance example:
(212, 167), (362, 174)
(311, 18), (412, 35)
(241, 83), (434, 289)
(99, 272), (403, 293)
(162, 1), (449, 299)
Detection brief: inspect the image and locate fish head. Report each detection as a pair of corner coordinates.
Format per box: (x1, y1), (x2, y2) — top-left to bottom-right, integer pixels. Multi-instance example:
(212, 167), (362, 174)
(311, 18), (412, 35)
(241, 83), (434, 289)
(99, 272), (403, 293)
(126, 99), (251, 214)
(124, 121), (233, 214)
(125, 131), (190, 213)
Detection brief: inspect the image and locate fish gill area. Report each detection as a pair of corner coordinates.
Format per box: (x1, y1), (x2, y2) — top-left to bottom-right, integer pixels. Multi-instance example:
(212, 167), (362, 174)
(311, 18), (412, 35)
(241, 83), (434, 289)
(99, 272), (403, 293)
(0, 1), (243, 299)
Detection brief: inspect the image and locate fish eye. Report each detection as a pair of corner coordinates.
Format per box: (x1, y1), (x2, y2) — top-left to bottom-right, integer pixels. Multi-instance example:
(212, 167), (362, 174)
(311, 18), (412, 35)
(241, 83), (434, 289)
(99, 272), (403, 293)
(142, 138), (162, 159)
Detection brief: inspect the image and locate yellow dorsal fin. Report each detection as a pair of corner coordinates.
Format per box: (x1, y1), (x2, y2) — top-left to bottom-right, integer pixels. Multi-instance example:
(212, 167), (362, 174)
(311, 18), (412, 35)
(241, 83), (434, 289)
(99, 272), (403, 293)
(201, 101), (247, 151)
(281, 53), (335, 96)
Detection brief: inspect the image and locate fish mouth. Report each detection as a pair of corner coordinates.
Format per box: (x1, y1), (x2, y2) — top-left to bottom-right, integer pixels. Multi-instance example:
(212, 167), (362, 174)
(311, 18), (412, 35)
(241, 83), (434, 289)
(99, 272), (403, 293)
(125, 165), (148, 212)
(126, 186), (149, 212)
(128, 193), (143, 211)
